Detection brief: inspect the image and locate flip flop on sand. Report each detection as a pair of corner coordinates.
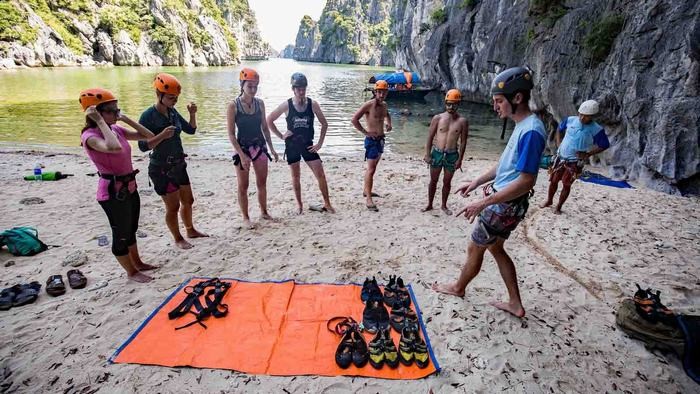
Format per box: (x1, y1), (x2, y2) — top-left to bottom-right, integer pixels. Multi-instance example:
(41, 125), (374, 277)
(363, 192), (381, 198)
(309, 205), (328, 213)
(67, 269), (87, 289)
(46, 275), (66, 297)
(367, 204), (379, 212)
(12, 282), (41, 307)
(0, 287), (17, 310)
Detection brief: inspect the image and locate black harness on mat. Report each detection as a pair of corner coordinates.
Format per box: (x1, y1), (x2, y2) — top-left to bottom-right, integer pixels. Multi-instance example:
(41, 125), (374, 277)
(167, 278), (231, 330)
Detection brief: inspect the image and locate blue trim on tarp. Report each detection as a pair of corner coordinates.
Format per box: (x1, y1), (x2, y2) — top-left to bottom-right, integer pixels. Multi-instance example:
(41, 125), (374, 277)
(408, 284), (441, 374)
(579, 171), (633, 189)
(109, 277), (191, 363)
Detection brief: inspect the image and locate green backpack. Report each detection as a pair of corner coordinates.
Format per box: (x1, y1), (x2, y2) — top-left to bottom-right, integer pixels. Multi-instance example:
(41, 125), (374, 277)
(0, 227), (48, 256)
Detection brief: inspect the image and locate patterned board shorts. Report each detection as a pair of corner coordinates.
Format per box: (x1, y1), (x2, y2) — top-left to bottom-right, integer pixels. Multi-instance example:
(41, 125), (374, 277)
(471, 197), (530, 246)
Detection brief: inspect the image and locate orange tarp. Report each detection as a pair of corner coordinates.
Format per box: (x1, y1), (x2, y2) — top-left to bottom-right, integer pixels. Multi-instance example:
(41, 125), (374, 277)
(111, 278), (440, 379)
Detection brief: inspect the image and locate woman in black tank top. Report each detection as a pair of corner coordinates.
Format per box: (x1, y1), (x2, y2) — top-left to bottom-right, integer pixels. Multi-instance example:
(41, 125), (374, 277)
(266, 72), (335, 214)
(226, 68), (278, 229)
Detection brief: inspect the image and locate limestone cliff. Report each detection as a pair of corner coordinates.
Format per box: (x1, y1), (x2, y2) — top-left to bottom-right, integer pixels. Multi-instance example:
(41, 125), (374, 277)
(391, 0), (699, 194)
(279, 44), (295, 58)
(0, 0), (271, 67)
(292, 0), (394, 65)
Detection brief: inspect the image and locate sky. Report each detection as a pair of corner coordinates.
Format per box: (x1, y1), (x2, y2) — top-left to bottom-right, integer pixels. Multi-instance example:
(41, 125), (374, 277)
(248, 0), (327, 51)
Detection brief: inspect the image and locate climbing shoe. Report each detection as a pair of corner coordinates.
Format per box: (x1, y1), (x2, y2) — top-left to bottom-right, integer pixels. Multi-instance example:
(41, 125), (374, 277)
(328, 317), (356, 369)
(383, 275), (398, 307)
(363, 297), (390, 334)
(633, 284), (675, 325)
(381, 328), (399, 369)
(351, 329), (369, 368)
(390, 306), (418, 333)
(398, 324), (414, 366)
(368, 330), (385, 369)
(411, 325), (430, 369)
(361, 276), (382, 303)
(395, 277), (412, 308)
(328, 316), (368, 369)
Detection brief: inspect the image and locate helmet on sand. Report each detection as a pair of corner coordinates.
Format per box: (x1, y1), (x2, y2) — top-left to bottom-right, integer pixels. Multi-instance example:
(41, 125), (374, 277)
(375, 80), (389, 90)
(490, 66), (533, 96)
(445, 89), (462, 103)
(78, 88), (117, 111)
(578, 100), (599, 115)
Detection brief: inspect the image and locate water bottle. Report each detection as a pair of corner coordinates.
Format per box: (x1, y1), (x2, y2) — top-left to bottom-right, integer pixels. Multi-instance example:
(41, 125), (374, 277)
(33, 163), (42, 181)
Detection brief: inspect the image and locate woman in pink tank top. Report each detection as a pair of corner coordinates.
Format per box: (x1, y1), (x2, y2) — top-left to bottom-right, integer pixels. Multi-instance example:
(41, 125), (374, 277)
(79, 88), (173, 283)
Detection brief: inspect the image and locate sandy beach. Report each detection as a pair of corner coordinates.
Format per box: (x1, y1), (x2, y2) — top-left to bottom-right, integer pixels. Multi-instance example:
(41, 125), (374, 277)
(0, 149), (698, 393)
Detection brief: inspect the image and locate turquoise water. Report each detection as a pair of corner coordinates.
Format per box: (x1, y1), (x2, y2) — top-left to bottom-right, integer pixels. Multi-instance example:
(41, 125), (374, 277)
(0, 58), (506, 158)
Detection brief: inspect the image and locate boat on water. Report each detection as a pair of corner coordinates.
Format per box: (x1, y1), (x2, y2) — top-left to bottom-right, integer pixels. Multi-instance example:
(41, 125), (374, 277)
(364, 71), (433, 100)
(241, 55), (269, 61)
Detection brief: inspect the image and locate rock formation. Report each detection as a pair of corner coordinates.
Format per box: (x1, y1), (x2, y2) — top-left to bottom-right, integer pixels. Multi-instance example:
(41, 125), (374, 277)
(0, 0), (271, 67)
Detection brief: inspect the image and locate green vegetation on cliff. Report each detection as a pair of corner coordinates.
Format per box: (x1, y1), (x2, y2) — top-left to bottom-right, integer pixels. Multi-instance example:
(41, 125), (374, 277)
(430, 7), (447, 25)
(98, 0), (150, 43)
(0, 3), (38, 44)
(1, 0), (251, 59)
(202, 0), (241, 57)
(24, 0), (88, 54)
(583, 14), (624, 63)
(312, 0), (394, 62)
(529, 0), (567, 28)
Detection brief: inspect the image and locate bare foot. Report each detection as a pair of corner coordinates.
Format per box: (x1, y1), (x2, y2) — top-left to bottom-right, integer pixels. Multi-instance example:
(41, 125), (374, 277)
(186, 228), (209, 238)
(128, 271), (153, 283)
(243, 219), (256, 229)
(296, 206), (303, 215)
(490, 301), (526, 318)
(134, 262), (159, 271)
(175, 238), (194, 249)
(441, 207), (453, 216)
(554, 208), (562, 215)
(421, 205), (433, 212)
(324, 205), (336, 214)
(431, 282), (465, 297)
(540, 201), (553, 208)
(261, 212), (274, 220)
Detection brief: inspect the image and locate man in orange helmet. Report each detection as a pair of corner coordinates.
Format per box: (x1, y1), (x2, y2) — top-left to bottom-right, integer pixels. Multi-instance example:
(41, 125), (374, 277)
(351, 80), (393, 211)
(422, 89), (469, 215)
(138, 72), (207, 250)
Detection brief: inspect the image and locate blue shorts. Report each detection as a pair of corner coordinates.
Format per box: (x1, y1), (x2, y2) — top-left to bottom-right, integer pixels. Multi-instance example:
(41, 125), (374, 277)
(364, 136), (385, 160)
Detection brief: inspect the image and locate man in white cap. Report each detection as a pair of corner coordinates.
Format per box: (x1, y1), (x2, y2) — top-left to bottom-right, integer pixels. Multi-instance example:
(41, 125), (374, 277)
(541, 99), (610, 214)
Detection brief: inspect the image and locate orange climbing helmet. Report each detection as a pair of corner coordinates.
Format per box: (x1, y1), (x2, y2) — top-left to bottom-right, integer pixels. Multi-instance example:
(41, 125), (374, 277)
(78, 88), (117, 111)
(445, 89), (462, 103)
(239, 68), (260, 82)
(375, 80), (389, 90)
(153, 73), (182, 96)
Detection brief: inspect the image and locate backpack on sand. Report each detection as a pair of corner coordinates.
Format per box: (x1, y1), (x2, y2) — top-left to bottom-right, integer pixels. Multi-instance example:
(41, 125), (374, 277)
(0, 227), (48, 256)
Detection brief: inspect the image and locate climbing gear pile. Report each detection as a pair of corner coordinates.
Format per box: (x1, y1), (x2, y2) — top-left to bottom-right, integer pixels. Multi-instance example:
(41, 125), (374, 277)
(168, 278), (231, 330)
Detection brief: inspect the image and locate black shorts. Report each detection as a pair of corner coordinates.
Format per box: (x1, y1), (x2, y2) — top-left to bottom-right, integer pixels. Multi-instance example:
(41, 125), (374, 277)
(285, 138), (320, 165)
(148, 162), (190, 196)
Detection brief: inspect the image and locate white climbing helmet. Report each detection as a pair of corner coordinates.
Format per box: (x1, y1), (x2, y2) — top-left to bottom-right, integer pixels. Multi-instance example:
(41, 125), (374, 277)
(578, 99), (599, 115)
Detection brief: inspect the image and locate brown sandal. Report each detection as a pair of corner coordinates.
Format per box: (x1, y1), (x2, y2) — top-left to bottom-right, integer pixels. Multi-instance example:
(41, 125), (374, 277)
(67, 269), (87, 289)
(46, 275), (66, 296)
